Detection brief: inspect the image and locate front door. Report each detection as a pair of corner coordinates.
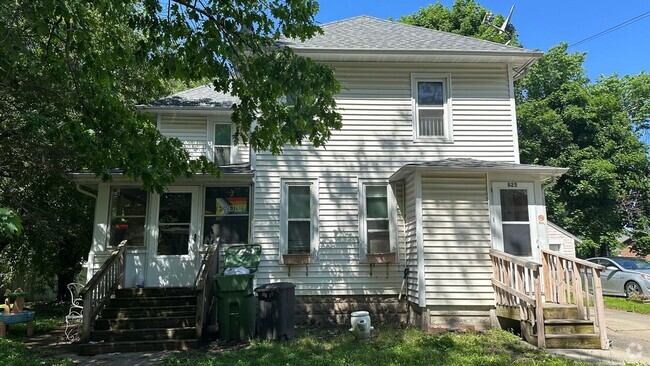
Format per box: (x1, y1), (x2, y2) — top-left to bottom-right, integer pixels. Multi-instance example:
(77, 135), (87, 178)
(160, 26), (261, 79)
(146, 186), (200, 287)
(492, 182), (539, 262)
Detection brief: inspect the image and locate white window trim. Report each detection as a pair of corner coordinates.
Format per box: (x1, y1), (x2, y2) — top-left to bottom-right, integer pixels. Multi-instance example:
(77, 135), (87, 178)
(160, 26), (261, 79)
(207, 120), (238, 165)
(106, 186), (150, 250)
(411, 73), (453, 143)
(489, 181), (539, 262)
(358, 180), (398, 263)
(279, 178), (319, 263)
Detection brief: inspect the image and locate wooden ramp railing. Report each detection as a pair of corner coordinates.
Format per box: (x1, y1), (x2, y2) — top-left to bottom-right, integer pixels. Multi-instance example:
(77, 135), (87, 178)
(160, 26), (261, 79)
(541, 249), (608, 349)
(490, 249), (545, 347)
(80, 241), (126, 343)
(490, 249), (608, 350)
(194, 244), (219, 342)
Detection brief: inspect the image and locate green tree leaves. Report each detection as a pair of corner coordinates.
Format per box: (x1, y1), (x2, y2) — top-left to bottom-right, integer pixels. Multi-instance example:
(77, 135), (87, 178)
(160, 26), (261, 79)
(517, 44), (650, 256)
(399, 0), (519, 45)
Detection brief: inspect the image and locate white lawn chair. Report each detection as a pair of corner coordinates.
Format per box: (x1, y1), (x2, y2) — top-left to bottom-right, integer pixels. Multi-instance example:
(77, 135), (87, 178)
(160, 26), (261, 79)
(64, 283), (84, 342)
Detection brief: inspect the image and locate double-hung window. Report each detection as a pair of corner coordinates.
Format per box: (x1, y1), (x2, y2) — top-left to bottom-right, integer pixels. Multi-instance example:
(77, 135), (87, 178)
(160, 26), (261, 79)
(359, 182), (397, 261)
(108, 187), (148, 248)
(213, 123), (233, 165)
(411, 73), (452, 142)
(281, 180), (318, 258)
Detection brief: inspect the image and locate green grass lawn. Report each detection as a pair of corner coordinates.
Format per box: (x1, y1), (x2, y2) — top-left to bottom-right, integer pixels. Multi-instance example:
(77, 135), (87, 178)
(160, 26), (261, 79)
(0, 303), (74, 366)
(604, 296), (650, 315)
(162, 326), (591, 366)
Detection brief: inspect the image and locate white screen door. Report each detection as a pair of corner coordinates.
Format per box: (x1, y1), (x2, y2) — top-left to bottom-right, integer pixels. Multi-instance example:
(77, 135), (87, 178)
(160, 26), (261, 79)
(492, 182), (538, 261)
(146, 186), (200, 287)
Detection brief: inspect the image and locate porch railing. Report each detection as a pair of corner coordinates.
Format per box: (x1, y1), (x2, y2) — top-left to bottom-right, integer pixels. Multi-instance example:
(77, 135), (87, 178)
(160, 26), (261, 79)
(490, 249), (609, 350)
(541, 249), (608, 349)
(490, 249), (546, 348)
(194, 244), (219, 341)
(80, 241), (126, 343)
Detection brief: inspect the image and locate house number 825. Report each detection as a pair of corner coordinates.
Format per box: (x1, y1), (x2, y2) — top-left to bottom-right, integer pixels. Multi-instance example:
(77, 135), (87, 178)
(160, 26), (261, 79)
(507, 182), (518, 187)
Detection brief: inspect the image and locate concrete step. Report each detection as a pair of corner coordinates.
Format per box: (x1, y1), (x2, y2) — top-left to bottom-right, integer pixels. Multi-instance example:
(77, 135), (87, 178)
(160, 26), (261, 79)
(91, 327), (196, 343)
(100, 306), (196, 319)
(79, 339), (197, 356)
(94, 316), (195, 331)
(544, 319), (595, 335)
(543, 304), (579, 320)
(544, 334), (602, 349)
(108, 295), (196, 308)
(115, 287), (195, 298)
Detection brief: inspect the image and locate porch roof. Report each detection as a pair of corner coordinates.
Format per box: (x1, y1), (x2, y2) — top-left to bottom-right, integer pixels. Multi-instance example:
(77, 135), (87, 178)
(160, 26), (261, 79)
(389, 158), (568, 181)
(71, 164), (254, 186)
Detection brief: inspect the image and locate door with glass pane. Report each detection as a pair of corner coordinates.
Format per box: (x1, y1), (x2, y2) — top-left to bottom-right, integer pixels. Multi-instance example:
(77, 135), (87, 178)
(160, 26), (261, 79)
(492, 182), (538, 261)
(147, 187), (200, 287)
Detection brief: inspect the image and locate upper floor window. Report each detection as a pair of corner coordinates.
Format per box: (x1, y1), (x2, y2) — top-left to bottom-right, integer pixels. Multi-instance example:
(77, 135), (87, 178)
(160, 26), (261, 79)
(214, 123), (234, 165)
(108, 187), (148, 248)
(411, 73), (452, 142)
(280, 179), (318, 259)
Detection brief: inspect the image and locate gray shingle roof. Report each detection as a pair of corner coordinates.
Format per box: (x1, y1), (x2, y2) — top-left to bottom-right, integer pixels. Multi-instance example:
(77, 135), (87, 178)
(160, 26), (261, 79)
(390, 158), (568, 181)
(149, 85), (239, 108)
(280, 15), (535, 54)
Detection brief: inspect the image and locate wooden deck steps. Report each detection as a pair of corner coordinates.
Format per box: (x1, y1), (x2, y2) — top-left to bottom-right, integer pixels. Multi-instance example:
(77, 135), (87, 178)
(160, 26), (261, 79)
(527, 304), (601, 349)
(79, 287), (198, 356)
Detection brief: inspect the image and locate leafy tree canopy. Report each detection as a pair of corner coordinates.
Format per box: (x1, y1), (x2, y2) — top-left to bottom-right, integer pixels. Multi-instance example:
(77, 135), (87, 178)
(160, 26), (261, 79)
(399, 0), (519, 46)
(517, 44), (650, 256)
(0, 0), (341, 294)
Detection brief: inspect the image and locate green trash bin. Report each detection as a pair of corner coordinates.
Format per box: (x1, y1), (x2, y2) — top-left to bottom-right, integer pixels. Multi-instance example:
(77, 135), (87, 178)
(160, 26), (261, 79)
(214, 244), (261, 342)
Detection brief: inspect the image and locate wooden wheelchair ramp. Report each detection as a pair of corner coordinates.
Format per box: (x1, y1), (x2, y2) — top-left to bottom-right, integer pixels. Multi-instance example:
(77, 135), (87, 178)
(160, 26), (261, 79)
(490, 249), (609, 350)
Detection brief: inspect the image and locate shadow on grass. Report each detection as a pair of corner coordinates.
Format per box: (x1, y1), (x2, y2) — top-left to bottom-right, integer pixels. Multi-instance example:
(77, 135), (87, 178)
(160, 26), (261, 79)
(162, 325), (587, 366)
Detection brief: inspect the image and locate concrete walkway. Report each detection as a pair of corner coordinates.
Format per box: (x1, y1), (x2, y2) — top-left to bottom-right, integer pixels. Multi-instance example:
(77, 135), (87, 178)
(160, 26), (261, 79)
(548, 308), (650, 365)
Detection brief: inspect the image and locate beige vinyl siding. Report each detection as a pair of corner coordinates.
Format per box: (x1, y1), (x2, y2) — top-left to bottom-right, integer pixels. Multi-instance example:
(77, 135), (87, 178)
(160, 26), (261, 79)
(252, 62), (516, 296)
(421, 172), (493, 306)
(160, 115), (208, 160)
(159, 114), (249, 164)
(253, 172), (403, 295)
(548, 224), (577, 258)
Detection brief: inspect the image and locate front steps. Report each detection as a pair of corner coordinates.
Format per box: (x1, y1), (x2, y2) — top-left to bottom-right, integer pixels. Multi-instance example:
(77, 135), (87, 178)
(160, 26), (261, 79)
(79, 287), (199, 355)
(522, 304), (602, 349)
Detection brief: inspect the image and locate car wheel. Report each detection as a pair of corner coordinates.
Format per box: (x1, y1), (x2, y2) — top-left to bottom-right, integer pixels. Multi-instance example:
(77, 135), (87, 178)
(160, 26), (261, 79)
(625, 281), (642, 297)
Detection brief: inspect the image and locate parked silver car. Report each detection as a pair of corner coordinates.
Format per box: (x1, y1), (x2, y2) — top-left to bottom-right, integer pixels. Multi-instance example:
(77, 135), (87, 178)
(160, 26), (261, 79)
(586, 257), (650, 297)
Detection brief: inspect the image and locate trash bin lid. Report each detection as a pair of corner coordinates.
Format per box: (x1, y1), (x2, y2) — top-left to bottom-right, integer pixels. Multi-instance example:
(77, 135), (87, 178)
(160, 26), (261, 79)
(254, 282), (296, 293)
(224, 244), (262, 273)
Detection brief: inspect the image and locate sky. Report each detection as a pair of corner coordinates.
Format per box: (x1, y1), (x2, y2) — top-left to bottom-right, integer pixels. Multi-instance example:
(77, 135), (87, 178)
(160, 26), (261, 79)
(313, 0), (650, 81)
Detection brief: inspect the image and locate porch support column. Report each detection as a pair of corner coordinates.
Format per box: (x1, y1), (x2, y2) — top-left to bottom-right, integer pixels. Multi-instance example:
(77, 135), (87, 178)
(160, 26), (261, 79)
(415, 170), (426, 309)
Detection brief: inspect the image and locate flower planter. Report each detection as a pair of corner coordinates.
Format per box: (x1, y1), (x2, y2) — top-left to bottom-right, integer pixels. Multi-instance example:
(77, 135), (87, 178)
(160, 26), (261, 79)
(367, 252), (396, 264)
(282, 254), (311, 277)
(283, 254), (311, 265)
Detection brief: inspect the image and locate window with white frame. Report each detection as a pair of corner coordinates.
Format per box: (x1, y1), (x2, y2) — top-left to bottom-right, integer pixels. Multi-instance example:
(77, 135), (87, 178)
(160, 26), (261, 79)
(411, 73), (452, 141)
(359, 182), (397, 260)
(281, 180), (318, 256)
(108, 187), (148, 249)
(214, 123), (233, 165)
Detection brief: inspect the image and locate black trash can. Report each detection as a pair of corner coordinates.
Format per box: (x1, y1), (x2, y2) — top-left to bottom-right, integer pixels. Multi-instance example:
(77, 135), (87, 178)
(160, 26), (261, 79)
(255, 282), (296, 340)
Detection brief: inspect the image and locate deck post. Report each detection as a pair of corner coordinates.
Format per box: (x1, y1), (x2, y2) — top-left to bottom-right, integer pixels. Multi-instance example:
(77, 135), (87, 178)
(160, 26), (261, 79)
(534, 269), (545, 348)
(592, 268), (608, 349)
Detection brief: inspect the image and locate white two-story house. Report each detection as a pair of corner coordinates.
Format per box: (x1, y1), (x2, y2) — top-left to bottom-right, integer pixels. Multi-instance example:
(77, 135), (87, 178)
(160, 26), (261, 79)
(76, 16), (576, 333)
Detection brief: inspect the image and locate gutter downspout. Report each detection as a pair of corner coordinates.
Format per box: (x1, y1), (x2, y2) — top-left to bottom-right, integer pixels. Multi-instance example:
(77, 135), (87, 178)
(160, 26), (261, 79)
(76, 184), (97, 199)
